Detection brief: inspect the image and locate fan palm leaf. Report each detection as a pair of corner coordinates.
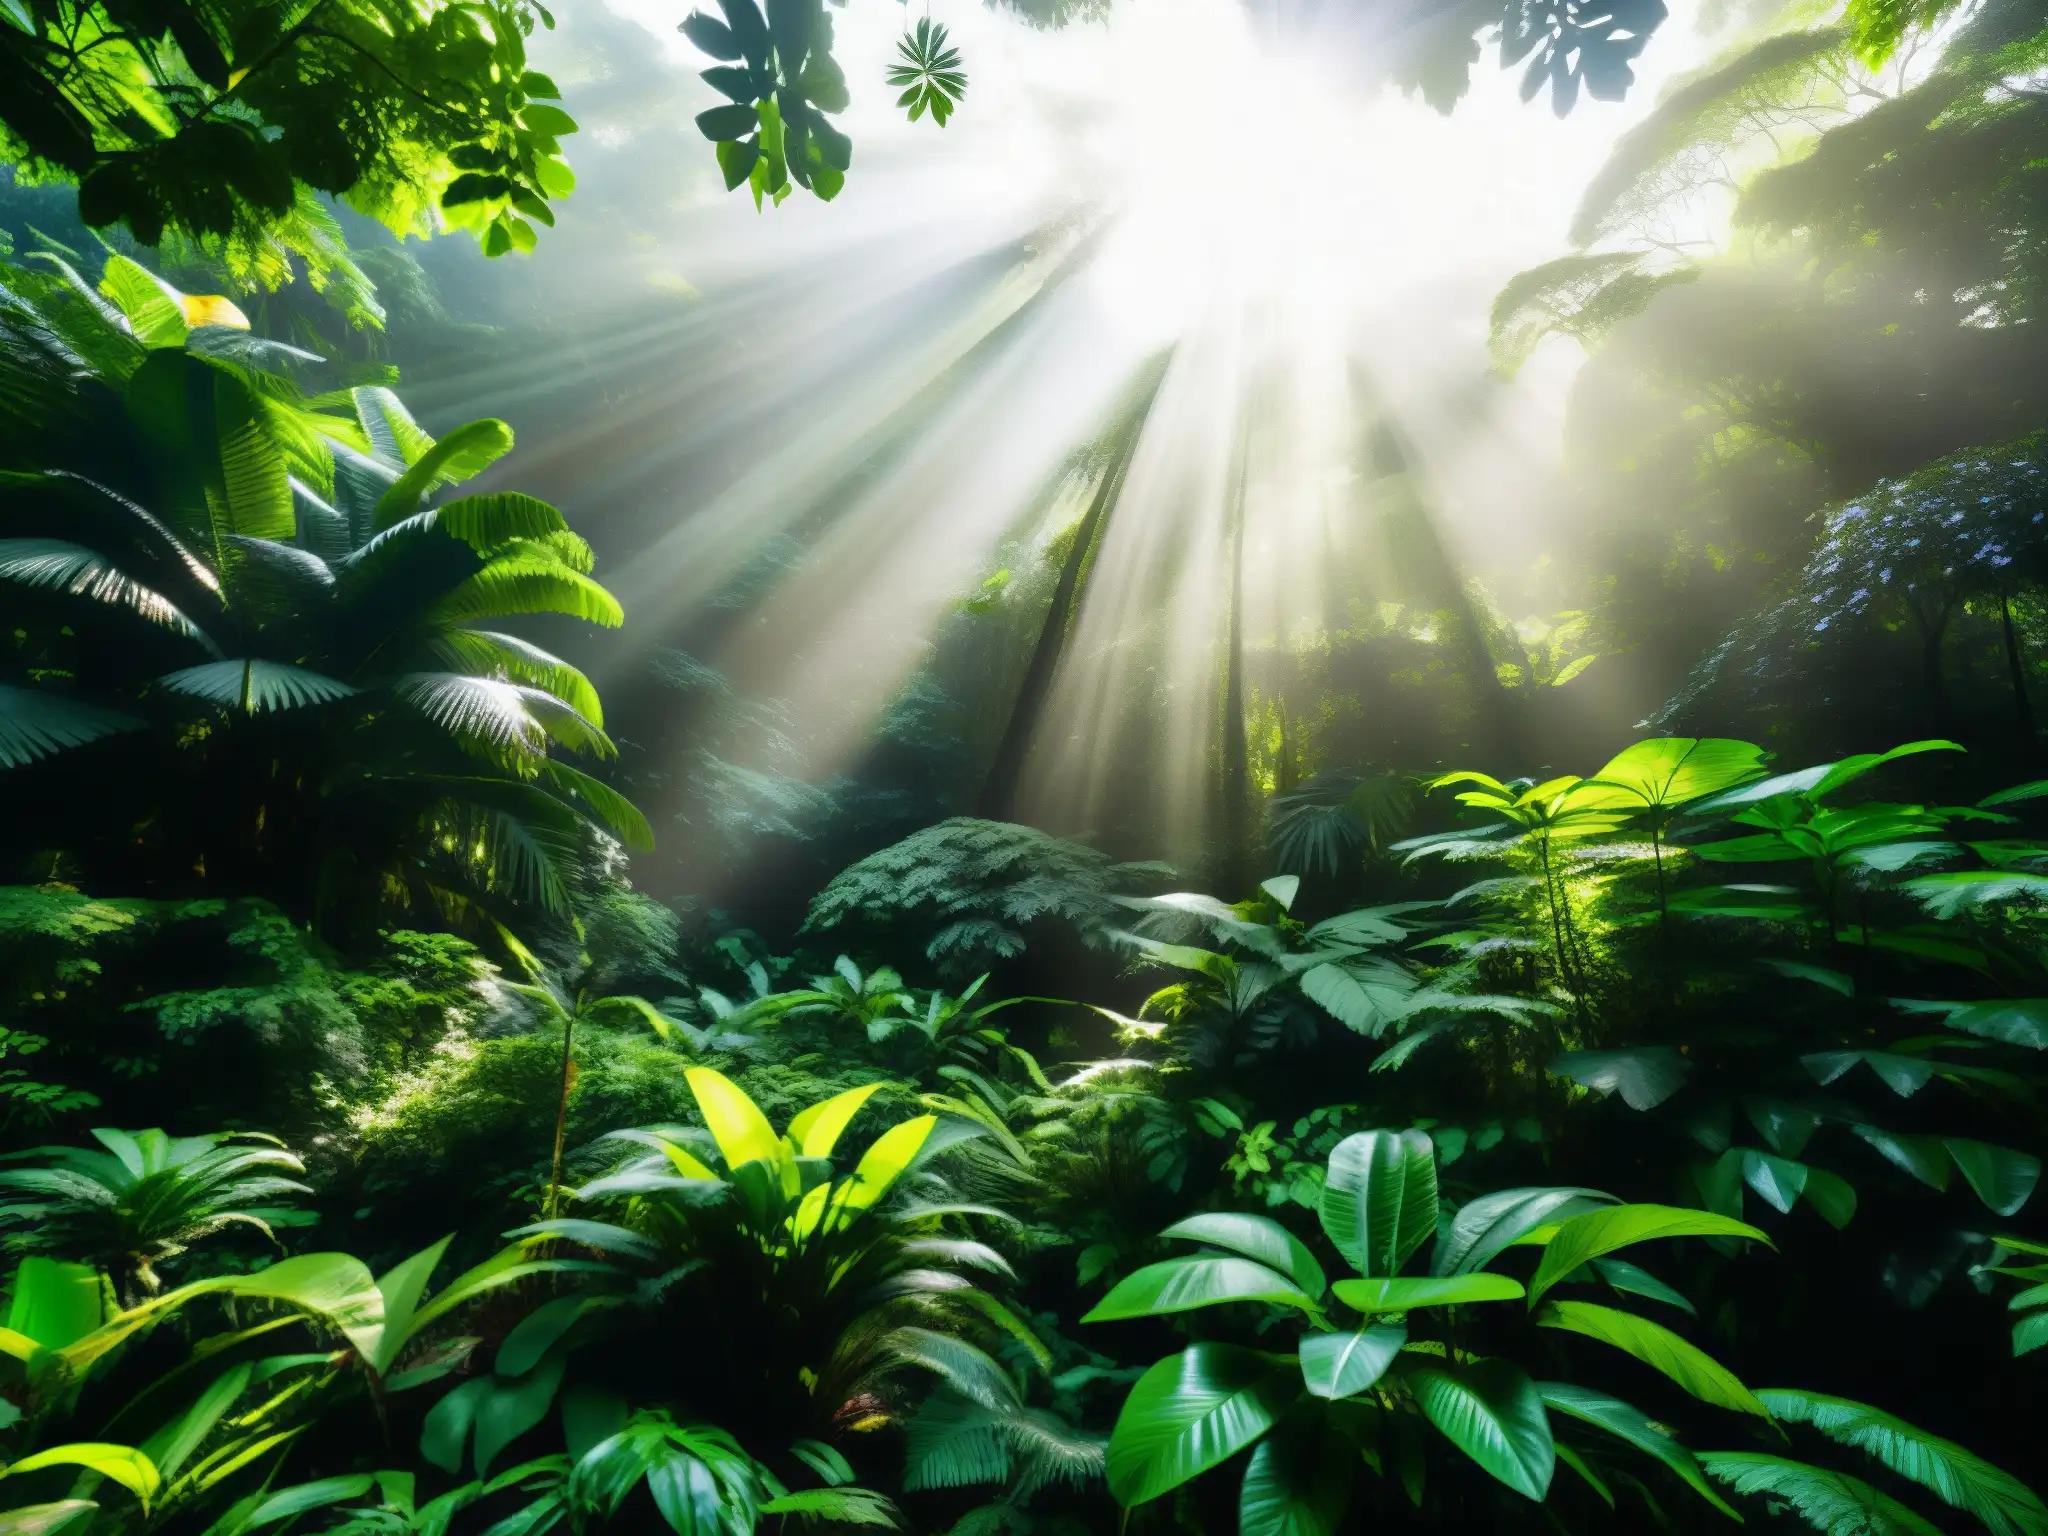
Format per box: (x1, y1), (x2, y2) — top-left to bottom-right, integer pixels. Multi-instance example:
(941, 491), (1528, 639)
(158, 660), (358, 714)
(0, 538), (218, 646)
(0, 685), (143, 768)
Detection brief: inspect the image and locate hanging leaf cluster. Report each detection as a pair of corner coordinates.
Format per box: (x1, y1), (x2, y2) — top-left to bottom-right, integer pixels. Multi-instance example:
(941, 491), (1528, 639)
(681, 0), (854, 207)
(889, 17), (969, 127)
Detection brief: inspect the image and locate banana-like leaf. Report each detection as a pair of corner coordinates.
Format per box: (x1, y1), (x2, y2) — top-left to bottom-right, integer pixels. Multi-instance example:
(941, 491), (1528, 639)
(837, 1114), (940, 1218)
(1539, 1381), (1738, 1518)
(1319, 1130), (1437, 1277)
(0, 686), (143, 769)
(1530, 1204), (1768, 1305)
(1758, 1388), (2048, 1536)
(1332, 1274), (1524, 1313)
(1161, 1213), (1327, 1297)
(1298, 1323), (1405, 1399)
(1432, 1187), (1614, 1276)
(1407, 1359), (1554, 1502)
(1083, 1255), (1319, 1322)
(1239, 1415), (1352, 1536)
(1538, 1301), (1771, 1418)
(1104, 1344), (1293, 1507)
(159, 660), (357, 714)
(1702, 1453), (1942, 1535)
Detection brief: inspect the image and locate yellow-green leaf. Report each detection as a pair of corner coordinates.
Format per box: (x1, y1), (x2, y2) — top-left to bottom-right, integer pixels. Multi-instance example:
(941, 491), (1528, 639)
(787, 1083), (885, 1160)
(685, 1067), (782, 1170)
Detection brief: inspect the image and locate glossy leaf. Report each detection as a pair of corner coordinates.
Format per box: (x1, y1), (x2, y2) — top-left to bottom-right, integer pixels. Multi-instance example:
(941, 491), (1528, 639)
(1104, 1344), (1293, 1507)
(1082, 1255), (1319, 1322)
(1575, 738), (1769, 812)
(1538, 1301), (1772, 1418)
(1407, 1359), (1555, 1501)
(1530, 1204), (1769, 1305)
(785, 1083), (884, 1160)
(1161, 1213), (1327, 1297)
(1239, 1416), (1351, 1536)
(1539, 1381), (1739, 1518)
(1332, 1274), (1525, 1313)
(1945, 1139), (2040, 1216)
(1431, 1187), (1613, 1276)
(1318, 1130), (1437, 1276)
(1298, 1323), (1405, 1399)
(3, 1446), (159, 1509)
(684, 1067), (780, 1171)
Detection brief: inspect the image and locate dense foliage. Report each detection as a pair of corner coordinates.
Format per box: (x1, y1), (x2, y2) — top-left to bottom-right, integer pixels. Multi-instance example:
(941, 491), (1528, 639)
(7, 0), (2048, 1531)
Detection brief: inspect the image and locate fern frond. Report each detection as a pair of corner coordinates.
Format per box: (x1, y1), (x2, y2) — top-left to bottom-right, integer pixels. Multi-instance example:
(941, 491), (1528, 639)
(1759, 1389), (2048, 1536)
(428, 559), (624, 628)
(1702, 1452), (1944, 1536)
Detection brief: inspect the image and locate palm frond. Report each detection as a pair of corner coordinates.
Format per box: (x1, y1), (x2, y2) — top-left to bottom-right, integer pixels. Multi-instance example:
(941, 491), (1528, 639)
(434, 494), (570, 554)
(352, 385), (437, 470)
(538, 760), (652, 850)
(395, 674), (609, 763)
(0, 538), (218, 647)
(0, 685), (143, 768)
(1701, 1453), (1944, 1536)
(428, 559), (624, 629)
(429, 630), (603, 725)
(158, 660), (358, 713)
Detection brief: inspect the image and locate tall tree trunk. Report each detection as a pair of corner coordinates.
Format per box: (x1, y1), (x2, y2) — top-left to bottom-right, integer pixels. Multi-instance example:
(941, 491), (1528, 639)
(976, 354), (1170, 818)
(2002, 593), (2035, 749)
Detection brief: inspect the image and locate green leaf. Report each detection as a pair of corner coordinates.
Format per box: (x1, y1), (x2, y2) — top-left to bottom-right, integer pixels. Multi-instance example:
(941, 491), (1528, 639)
(684, 1067), (781, 1170)
(696, 103), (760, 141)
(6, 1257), (104, 1349)
(1538, 1301), (1772, 1418)
(1104, 1344), (1293, 1507)
(1852, 1126), (1949, 1190)
(1574, 738), (1769, 812)
(1298, 1324), (1405, 1400)
(1945, 1140), (2040, 1215)
(1539, 1382), (1739, 1519)
(1702, 1453), (1942, 1535)
(0, 686), (143, 769)
(1941, 999), (2048, 1049)
(3, 1446), (159, 1509)
(1407, 1359), (1554, 1502)
(159, 660), (357, 714)
(1332, 1275), (1524, 1314)
(1548, 1048), (1691, 1110)
(1239, 1416), (1351, 1536)
(1758, 1388), (2048, 1536)
(1161, 1213), (1327, 1297)
(1431, 1187), (1614, 1276)
(1082, 1255), (1318, 1322)
(374, 419), (515, 528)
(0, 1502), (97, 1536)
(1318, 1130), (1437, 1277)
(1530, 1204), (1770, 1306)
(1586, 1256), (1696, 1315)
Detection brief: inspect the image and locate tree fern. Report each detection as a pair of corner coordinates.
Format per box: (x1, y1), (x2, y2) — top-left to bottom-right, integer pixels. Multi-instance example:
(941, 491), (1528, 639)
(1758, 1389), (2048, 1536)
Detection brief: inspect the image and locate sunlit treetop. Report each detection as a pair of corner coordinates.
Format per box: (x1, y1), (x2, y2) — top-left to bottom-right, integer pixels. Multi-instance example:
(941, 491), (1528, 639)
(0, 0), (576, 290)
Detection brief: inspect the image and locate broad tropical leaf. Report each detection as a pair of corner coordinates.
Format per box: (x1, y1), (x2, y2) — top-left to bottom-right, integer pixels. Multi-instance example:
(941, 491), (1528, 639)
(1104, 1344), (1293, 1507)
(1529, 1204), (1769, 1305)
(1574, 738), (1768, 812)
(1239, 1417), (1351, 1536)
(1160, 1213), (1327, 1296)
(1432, 1187), (1614, 1276)
(1331, 1275), (1524, 1313)
(1539, 1382), (1738, 1518)
(1407, 1359), (1554, 1501)
(1298, 1324), (1405, 1399)
(1319, 1130), (1438, 1276)
(1944, 1140), (2040, 1216)
(1083, 1256), (1318, 1321)
(1538, 1301), (1771, 1418)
